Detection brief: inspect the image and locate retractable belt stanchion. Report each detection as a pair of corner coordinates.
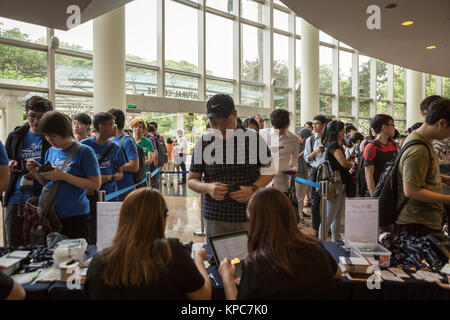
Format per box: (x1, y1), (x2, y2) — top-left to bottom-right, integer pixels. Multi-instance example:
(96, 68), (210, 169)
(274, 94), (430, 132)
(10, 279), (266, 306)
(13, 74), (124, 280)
(193, 193), (205, 236)
(319, 181), (328, 242)
(158, 170), (162, 193)
(98, 190), (106, 202)
(146, 172), (151, 188)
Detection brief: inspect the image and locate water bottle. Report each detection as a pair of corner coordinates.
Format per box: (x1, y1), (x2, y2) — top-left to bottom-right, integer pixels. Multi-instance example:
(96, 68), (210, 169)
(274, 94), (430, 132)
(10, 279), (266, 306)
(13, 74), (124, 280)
(19, 175), (34, 207)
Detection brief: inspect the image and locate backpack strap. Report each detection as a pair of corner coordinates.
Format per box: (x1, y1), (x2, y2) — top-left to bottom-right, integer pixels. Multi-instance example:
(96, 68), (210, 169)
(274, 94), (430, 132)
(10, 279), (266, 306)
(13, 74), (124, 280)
(395, 139), (433, 214)
(98, 141), (115, 166)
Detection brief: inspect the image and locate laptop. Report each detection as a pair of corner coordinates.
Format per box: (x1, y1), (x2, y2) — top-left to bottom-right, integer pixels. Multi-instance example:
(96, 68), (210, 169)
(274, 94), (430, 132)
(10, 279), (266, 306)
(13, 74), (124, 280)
(208, 231), (248, 278)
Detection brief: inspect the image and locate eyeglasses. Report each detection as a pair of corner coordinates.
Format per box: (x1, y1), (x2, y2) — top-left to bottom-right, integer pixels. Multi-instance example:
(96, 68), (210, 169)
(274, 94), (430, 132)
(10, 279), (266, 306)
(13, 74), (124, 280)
(386, 123), (396, 127)
(28, 113), (43, 121)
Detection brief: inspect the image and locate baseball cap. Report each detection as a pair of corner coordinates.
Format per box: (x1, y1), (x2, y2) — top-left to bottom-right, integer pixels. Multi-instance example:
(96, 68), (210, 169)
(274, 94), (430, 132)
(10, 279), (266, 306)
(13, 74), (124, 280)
(297, 128), (312, 139)
(206, 94), (235, 119)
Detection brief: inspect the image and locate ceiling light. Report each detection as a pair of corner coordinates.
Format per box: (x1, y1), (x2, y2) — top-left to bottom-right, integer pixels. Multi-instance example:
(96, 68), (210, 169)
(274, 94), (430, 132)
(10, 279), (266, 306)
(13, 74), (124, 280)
(426, 45), (437, 50)
(385, 4), (397, 9)
(401, 21), (415, 26)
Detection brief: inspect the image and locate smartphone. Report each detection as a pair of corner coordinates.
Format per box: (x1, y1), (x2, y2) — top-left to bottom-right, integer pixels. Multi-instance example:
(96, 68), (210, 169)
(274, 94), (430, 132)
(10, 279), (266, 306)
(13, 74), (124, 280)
(227, 184), (241, 193)
(282, 170), (296, 175)
(38, 162), (55, 173)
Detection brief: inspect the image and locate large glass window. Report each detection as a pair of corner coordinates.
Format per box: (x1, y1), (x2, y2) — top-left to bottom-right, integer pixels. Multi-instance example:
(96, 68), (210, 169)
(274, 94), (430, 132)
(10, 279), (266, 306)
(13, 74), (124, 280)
(241, 24), (263, 83)
(0, 45), (47, 84)
(206, 14), (233, 79)
(319, 95), (332, 115)
(165, 72), (198, 100)
(273, 9), (289, 32)
(273, 33), (289, 87)
(295, 17), (301, 35)
(126, 66), (157, 96)
(358, 119), (370, 135)
(359, 100), (370, 118)
(55, 95), (93, 116)
(376, 60), (388, 100)
(165, 0), (198, 73)
(0, 17), (46, 44)
(241, 0), (263, 23)
(126, 0), (157, 65)
(241, 84), (263, 107)
(295, 39), (301, 87)
(339, 97), (352, 116)
(274, 89), (288, 110)
(55, 21), (93, 53)
(426, 74), (436, 96)
(394, 103), (406, 120)
(55, 54), (93, 93)
(206, 79), (233, 99)
(320, 46), (332, 93)
(394, 66), (405, 101)
(376, 102), (388, 114)
(206, 0), (234, 14)
(359, 55), (370, 98)
(319, 31), (333, 43)
(339, 50), (352, 96)
(444, 78), (450, 98)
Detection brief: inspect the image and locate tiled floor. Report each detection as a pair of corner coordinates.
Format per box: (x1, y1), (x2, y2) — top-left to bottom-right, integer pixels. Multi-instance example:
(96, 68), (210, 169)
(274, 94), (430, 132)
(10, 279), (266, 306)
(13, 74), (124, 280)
(0, 182), (318, 247)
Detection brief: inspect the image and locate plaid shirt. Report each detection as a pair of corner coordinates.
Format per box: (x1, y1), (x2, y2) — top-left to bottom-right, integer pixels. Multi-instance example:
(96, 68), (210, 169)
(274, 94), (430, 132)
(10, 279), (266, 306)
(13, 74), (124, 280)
(190, 128), (271, 223)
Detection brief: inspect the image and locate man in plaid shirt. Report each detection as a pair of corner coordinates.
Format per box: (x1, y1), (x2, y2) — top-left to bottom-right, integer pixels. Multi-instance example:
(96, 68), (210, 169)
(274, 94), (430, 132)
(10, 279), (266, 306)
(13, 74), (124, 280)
(188, 94), (274, 237)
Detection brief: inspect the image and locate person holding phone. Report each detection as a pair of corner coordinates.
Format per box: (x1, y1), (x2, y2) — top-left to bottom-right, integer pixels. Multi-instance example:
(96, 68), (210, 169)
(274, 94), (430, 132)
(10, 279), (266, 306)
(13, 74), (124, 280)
(3, 96), (53, 246)
(26, 111), (101, 241)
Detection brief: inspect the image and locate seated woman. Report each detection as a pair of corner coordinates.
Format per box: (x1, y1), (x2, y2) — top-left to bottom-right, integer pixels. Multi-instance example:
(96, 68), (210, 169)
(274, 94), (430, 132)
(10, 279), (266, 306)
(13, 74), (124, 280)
(85, 188), (211, 300)
(219, 188), (341, 300)
(26, 111), (101, 241)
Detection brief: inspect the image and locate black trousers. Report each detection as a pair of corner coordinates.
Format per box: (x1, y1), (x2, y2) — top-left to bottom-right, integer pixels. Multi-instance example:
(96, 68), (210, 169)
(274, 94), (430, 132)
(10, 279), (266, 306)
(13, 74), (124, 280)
(61, 214), (90, 242)
(179, 153), (187, 182)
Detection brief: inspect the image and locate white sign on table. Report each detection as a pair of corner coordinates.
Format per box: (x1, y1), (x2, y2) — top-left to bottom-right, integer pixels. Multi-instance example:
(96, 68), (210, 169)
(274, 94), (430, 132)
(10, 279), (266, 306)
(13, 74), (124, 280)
(97, 202), (122, 251)
(344, 198), (379, 246)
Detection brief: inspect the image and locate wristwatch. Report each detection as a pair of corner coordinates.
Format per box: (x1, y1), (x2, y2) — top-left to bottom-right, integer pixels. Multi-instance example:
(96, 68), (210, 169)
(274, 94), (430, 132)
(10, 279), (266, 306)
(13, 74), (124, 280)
(250, 184), (259, 192)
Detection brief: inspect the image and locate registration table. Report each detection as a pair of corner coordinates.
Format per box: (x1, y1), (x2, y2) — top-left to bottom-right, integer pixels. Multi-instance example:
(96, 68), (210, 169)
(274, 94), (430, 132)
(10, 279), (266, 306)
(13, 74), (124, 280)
(12, 242), (450, 300)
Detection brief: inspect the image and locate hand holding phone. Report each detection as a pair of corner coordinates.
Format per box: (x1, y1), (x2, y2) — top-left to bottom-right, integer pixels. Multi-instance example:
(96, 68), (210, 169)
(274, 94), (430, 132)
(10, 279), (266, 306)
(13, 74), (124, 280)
(38, 162), (55, 173)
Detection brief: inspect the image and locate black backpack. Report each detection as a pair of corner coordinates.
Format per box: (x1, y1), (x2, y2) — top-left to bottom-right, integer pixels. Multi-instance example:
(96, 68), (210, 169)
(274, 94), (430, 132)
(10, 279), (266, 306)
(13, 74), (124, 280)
(356, 141), (371, 197)
(155, 136), (168, 167)
(373, 140), (433, 227)
(120, 136), (147, 187)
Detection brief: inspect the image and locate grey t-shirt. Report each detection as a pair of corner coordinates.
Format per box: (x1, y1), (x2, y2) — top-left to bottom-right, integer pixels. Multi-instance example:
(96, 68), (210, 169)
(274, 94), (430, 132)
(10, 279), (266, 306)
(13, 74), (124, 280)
(296, 143), (308, 179)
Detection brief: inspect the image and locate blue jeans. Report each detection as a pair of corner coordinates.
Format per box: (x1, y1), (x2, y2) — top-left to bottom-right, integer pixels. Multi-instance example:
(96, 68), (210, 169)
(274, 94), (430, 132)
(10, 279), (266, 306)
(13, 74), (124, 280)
(310, 167), (321, 231)
(319, 189), (346, 242)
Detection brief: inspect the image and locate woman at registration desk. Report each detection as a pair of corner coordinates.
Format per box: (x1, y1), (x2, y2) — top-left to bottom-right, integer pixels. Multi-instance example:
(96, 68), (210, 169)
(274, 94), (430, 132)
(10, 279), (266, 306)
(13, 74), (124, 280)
(219, 188), (342, 300)
(85, 188), (212, 299)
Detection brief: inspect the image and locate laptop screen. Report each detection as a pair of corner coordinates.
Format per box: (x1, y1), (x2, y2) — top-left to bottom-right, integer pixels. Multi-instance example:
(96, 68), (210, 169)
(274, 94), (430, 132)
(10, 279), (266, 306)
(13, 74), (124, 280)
(208, 231), (248, 265)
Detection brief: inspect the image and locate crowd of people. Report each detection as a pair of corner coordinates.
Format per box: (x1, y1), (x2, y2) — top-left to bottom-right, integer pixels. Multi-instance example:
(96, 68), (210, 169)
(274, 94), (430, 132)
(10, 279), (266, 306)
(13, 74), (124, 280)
(0, 93), (449, 300)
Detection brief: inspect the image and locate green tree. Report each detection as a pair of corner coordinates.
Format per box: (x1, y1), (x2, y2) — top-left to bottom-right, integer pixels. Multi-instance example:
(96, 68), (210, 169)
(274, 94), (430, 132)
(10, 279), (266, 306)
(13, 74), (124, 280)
(320, 64), (332, 93)
(443, 78), (450, 98)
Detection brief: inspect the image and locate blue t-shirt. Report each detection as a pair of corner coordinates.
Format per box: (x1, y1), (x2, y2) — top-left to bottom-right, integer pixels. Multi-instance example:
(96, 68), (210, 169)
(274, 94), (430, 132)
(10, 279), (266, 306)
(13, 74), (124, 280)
(111, 133), (138, 191)
(9, 131), (43, 205)
(81, 138), (126, 195)
(45, 142), (100, 220)
(0, 141), (8, 165)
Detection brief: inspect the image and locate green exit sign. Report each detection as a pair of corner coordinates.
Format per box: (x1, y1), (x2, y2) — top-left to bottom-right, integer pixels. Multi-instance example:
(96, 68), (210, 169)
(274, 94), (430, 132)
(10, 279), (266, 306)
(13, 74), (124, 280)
(127, 104), (137, 109)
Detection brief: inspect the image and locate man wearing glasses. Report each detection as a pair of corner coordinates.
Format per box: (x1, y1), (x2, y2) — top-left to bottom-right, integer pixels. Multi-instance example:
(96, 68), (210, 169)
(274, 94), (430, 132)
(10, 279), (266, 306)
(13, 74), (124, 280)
(363, 114), (398, 197)
(3, 96), (53, 246)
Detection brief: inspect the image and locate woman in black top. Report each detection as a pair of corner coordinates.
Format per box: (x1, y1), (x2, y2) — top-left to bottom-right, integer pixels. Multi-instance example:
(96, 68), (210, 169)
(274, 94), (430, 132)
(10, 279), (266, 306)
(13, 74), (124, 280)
(85, 188), (211, 300)
(219, 188), (341, 300)
(319, 121), (354, 241)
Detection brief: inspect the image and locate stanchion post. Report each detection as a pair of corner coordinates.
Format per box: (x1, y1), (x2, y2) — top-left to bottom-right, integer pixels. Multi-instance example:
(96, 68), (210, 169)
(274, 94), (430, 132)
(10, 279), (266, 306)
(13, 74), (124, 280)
(319, 181), (327, 241)
(158, 170), (162, 192)
(98, 190), (106, 202)
(194, 193), (206, 236)
(146, 172), (151, 188)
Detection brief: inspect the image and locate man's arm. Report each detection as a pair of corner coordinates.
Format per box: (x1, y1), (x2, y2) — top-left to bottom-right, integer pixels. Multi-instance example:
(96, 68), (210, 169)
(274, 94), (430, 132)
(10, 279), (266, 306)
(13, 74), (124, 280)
(122, 158), (139, 173)
(365, 165), (375, 196)
(303, 137), (313, 163)
(404, 181), (450, 204)
(188, 171), (228, 201)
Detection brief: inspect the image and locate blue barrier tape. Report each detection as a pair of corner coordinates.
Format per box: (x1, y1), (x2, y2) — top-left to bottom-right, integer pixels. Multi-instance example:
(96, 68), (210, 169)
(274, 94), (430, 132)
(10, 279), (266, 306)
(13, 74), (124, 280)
(105, 177), (147, 201)
(151, 167), (161, 178)
(294, 177), (321, 189)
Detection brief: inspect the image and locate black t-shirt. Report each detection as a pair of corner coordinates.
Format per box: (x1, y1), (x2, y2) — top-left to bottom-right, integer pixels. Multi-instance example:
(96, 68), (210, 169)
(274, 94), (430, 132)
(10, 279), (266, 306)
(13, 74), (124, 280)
(0, 272), (14, 300)
(85, 238), (205, 300)
(362, 140), (398, 186)
(327, 142), (353, 191)
(237, 241), (338, 300)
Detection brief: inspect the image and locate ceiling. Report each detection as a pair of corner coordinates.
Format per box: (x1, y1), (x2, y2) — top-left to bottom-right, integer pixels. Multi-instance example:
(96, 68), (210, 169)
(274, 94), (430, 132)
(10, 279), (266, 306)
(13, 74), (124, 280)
(282, 0), (450, 77)
(0, 0), (133, 31)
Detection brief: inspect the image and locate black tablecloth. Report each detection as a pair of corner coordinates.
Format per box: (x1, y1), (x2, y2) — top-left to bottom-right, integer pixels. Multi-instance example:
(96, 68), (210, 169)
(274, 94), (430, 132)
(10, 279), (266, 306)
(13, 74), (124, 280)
(16, 242), (450, 300)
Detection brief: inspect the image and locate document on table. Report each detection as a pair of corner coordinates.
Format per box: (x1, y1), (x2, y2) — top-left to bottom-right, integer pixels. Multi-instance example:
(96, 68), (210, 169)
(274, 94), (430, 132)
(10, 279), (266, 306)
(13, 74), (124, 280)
(344, 198), (379, 245)
(97, 202), (123, 251)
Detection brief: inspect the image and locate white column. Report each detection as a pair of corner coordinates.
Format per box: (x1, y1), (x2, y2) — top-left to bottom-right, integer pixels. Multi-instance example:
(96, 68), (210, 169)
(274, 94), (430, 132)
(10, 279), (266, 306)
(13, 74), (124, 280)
(93, 6), (126, 113)
(406, 69), (424, 127)
(300, 19), (319, 125)
(0, 109), (6, 144)
(176, 113), (184, 132)
(6, 102), (24, 135)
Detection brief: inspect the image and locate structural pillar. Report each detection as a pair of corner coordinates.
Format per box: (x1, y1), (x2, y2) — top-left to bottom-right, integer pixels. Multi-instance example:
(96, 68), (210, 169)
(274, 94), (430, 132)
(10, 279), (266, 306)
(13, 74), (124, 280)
(93, 6), (126, 113)
(406, 69), (424, 127)
(176, 113), (184, 132)
(300, 19), (319, 126)
(0, 108), (6, 144)
(6, 102), (24, 136)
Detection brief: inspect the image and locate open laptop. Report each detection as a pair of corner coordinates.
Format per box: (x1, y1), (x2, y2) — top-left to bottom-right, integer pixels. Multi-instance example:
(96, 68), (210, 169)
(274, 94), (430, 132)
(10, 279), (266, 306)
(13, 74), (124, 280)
(208, 231), (248, 278)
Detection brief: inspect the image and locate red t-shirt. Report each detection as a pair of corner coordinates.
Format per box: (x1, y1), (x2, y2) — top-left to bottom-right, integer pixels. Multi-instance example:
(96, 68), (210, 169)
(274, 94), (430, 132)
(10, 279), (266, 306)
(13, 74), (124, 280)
(363, 139), (398, 186)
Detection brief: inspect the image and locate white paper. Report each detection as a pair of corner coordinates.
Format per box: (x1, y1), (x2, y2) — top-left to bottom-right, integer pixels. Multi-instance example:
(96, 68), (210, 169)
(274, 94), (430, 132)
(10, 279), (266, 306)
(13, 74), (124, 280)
(388, 267), (410, 278)
(344, 198), (379, 246)
(97, 202), (123, 251)
(441, 263), (450, 275)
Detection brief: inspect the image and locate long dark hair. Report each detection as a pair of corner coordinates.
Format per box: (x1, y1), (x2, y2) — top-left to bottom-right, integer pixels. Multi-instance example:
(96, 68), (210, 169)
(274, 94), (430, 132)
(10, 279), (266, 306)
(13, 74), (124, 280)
(246, 188), (317, 278)
(321, 120), (345, 146)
